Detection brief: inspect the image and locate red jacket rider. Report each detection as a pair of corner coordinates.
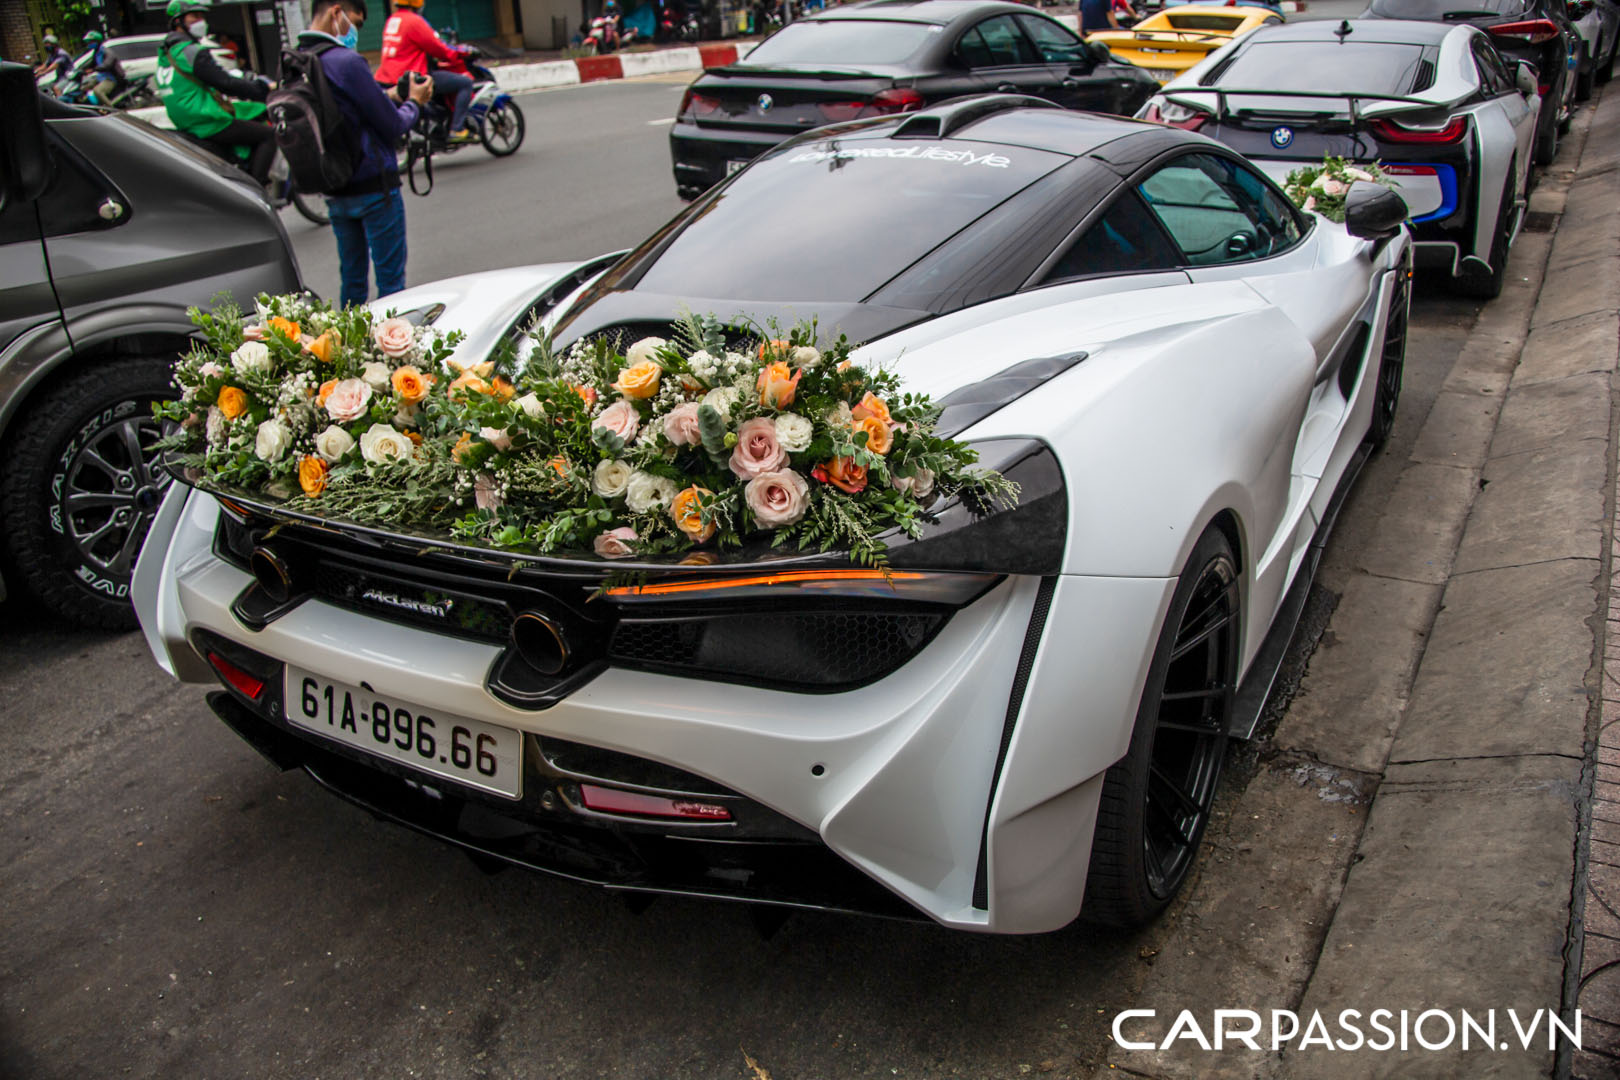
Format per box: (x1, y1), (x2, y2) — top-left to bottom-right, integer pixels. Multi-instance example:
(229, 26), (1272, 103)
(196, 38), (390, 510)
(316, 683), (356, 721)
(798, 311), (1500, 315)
(376, 3), (458, 84)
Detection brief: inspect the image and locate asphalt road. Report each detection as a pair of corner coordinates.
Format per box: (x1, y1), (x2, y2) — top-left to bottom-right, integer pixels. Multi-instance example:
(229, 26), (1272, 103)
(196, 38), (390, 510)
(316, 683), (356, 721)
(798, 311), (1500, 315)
(2, 66), (1486, 1080)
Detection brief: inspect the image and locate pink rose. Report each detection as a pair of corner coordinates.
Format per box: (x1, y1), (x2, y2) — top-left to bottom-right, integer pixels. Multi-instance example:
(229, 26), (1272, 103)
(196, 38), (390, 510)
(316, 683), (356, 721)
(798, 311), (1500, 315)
(1320, 178), (1348, 197)
(242, 325), (268, 342)
(592, 399), (640, 444)
(479, 426), (512, 452)
(728, 417), (786, 480)
(745, 469), (809, 528)
(324, 377), (373, 422)
(474, 472), (503, 512)
(198, 361), (224, 379)
(373, 317), (415, 358)
(593, 526), (638, 559)
(663, 402), (703, 446)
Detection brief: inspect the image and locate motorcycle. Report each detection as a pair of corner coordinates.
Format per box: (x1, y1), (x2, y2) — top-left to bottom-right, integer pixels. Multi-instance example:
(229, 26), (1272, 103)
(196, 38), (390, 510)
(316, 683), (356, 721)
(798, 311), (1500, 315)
(395, 45), (526, 190)
(655, 0), (701, 43)
(582, 14), (638, 54)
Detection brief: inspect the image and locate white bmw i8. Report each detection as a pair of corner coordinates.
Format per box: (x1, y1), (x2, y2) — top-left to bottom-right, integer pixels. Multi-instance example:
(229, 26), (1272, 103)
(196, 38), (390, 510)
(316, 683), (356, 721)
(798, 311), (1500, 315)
(135, 97), (1411, 934)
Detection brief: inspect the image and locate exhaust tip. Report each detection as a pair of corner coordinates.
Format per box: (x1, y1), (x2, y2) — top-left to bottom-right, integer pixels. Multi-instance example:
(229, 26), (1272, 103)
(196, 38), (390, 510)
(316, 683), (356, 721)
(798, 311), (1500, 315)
(249, 545), (297, 604)
(511, 610), (570, 676)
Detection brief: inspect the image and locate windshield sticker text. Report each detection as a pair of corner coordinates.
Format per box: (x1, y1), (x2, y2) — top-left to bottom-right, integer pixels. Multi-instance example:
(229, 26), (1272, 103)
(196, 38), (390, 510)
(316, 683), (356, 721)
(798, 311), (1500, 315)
(788, 146), (1012, 168)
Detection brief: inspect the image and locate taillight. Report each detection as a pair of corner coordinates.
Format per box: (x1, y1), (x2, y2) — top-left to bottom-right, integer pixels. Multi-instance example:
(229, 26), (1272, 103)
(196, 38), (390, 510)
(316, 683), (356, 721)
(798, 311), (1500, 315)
(578, 784), (733, 822)
(1143, 100), (1206, 131)
(208, 651), (265, 701)
(817, 100), (869, 122)
(1370, 116), (1468, 144)
(603, 568), (999, 605)
(870, 87), (924, 114)
(676, 88), (720, 121)
(1488, 18), (1561, 44)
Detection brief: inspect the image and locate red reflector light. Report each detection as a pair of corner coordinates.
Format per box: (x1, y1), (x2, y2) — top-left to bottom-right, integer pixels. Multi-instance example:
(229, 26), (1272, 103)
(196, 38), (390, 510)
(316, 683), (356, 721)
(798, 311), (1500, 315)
(1487, 18), (1560, 43)
(677, 89), (720, 120)
(207, 652), (265, 700)
(871, 86), (924, 114)
(1380, 164), (1438, 177)
(1370, 116), (1467, 144)
(578, 784), (733, 821)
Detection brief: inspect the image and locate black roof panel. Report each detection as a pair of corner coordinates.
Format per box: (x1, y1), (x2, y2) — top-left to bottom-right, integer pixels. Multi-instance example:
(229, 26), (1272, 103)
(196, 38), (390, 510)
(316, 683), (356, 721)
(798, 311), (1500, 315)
(1232, 17), (1456, 45)
(809, 0), (1038, 25)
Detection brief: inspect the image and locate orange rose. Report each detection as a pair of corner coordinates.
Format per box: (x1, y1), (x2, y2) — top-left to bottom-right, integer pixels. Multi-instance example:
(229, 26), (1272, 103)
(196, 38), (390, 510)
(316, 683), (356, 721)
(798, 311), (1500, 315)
(670, 485), (717, 543)
(489, 376), (517, 403)
(851, 392), (890, 426)
(547, 456), (570, 477)
(756, 339), (791, 361)
(854, 414), (892, 455)
(267, 316), (301, 340)
(573, 384), (599, 409)
(452, 432), (475, 464)
(812, 456), (868, 494)
(391, 365), (430, 404)
(217, 386), (248, 420)
(612, 361), (662, 399)
(297, 455), (328, 497)
(757, 361), (802, 409)
(405, 431), (424, 447)
(304, 329), (340, 364)
(449, 371), (490, 398)
(317, 378), (338, 407)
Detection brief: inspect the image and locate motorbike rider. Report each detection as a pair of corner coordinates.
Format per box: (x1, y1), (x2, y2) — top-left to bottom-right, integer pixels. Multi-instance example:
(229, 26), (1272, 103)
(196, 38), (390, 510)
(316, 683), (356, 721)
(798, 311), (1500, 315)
(376, 0), (475, 141)
(82, 30), (127, 104)
(157, 0), (275, 183)
(34, 33), (74, 85)
(603, 0), (636, 48)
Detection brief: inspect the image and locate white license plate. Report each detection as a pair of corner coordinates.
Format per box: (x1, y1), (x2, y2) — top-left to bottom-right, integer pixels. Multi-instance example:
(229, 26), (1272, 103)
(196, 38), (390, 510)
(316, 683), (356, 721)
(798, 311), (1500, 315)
(726, 158), (749, 176)
(1147, 67), (1180, 80)
(285, 667), (523, 799)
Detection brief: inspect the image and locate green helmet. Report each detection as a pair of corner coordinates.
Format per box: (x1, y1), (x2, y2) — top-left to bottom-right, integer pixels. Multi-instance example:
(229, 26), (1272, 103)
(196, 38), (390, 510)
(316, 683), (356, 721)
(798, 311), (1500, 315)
(166, 0), (210, 20)
(43, 32), (58, 44)
(83, 29), (104, 42)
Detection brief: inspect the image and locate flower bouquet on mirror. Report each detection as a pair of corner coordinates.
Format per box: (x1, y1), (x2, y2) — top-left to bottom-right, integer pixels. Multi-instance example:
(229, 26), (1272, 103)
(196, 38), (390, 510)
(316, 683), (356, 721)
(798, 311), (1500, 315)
(1281, 157), (1395, 223)
(155, 297), (1017, 566)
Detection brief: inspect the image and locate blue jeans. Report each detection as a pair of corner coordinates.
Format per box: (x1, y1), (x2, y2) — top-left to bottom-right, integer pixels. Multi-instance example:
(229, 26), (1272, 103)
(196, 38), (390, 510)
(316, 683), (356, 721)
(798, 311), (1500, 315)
(432, 70), (474, 132)
(326, 187), (407, 309)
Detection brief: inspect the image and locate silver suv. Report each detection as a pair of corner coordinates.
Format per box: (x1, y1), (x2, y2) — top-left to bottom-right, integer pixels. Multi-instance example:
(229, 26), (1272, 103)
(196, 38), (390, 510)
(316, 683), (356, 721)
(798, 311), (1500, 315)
(0, 64), (301, 628)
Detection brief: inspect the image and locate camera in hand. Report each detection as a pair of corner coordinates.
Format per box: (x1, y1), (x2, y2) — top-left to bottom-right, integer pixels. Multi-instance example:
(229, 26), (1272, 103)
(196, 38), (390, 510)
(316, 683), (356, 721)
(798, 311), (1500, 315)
(395, 71), (429, 99)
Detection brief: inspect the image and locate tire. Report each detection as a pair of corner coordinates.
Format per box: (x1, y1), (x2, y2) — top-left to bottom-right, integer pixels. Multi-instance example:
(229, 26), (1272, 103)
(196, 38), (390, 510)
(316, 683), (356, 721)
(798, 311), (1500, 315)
(1452, 169), (1516, 300)
(1367, 262), (1409, 450)
(1082, 527), (1238, 930)
(1600, 36), (1617, 84)
(291, 188), (330, 227)
(479, 101), (526, 157)
(1577, 44), (1595, 101)
(1534, 99), (1560, 165)
(0, 356), (177, 630)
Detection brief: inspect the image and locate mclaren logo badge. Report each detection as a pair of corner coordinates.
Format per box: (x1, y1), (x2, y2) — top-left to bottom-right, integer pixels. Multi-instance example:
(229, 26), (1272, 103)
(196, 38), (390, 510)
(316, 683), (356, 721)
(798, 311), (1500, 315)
(360, 588), (455, 618)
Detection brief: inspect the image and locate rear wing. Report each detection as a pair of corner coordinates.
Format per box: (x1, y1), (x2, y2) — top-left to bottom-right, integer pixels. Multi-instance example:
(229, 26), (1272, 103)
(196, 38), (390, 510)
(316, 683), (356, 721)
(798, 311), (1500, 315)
(1159, 87), (1442, 124)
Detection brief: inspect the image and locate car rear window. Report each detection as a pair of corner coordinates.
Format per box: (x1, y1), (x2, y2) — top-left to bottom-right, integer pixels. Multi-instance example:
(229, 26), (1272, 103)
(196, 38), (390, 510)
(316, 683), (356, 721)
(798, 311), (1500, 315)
(109, 40), (162, 61)
(1165, 13), (1248, 29)
(1367, 0), (1527, 16)
(1209, 41), (1429, 94)
(631, 138), (1065, 303)
(739, 19), (937, 67)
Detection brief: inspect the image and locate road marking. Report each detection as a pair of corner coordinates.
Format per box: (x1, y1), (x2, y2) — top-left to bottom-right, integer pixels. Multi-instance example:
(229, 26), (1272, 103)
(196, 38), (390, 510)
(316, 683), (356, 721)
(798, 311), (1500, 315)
(647, 117), (676, 125)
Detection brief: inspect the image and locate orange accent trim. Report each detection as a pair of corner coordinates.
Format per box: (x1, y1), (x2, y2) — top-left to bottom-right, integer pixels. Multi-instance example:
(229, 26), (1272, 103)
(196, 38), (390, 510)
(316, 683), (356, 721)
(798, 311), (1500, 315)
(605, 569), (922, 597)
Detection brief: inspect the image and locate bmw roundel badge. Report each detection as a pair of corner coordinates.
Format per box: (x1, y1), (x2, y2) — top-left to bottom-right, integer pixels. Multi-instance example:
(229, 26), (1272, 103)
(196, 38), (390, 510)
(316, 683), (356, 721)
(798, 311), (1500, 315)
(758, 93), (774, 113)
(1271, 126), (1294, 149)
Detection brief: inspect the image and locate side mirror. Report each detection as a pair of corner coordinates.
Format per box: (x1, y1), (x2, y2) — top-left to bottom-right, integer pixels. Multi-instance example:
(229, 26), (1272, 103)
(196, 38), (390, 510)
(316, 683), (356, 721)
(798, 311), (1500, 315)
(0, 62), (50, 213)
(1343, 181), (1408, 241)
(1514, 58), (1539, 96)
(1088, 42), (1112, 64)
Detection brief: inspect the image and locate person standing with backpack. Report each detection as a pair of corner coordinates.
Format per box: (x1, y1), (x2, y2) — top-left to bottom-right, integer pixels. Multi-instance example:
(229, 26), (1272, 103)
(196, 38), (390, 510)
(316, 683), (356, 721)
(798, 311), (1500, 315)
(287, 0), (431, 308)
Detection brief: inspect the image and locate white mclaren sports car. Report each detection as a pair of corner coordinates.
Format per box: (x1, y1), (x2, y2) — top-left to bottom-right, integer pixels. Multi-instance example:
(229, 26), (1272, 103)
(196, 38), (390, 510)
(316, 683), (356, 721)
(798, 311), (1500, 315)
(134, 97), (1411, 934)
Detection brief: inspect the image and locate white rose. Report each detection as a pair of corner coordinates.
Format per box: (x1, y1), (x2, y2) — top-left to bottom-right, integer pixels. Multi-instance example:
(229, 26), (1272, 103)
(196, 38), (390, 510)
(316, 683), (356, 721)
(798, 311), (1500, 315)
(231, 340), (273, 376)
(593, 459), (634, 498)
(624, 470), (678, 514)
(205, 406), (226, 447)
(254, 418), (292, 462)
(789, 345), (821, 368)
(1344, 166), (1374, 183)
(359, 422), (413, 465)
(773, 412), (813, 452)
(480, 426), (512, 452)
(702, 386), (740, 415)
(313, 425), (355, 463)
(360, 361), (392, 392)
(626, 336), (667, 366)
(1310, 174), (1328, 192)
(198, 361), (224, 380)
(824, 401), (853, 427)
(513, 392), (543, 418)
(892, 466), (936, 501)
(393, 403), (420, 429)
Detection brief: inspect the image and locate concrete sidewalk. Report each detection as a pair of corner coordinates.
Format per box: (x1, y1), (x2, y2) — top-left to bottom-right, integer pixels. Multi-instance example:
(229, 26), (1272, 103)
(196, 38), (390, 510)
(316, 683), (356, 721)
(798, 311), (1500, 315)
(1107, 87), (1620, 1078)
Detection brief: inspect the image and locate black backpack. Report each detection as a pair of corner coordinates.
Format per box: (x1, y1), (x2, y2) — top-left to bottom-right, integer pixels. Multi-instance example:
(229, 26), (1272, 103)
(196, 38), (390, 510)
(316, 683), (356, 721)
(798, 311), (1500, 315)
(267, 42), (356, 195)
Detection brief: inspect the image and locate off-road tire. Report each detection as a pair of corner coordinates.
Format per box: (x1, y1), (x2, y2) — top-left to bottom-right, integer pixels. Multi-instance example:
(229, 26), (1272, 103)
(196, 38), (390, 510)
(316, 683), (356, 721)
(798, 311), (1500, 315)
(0, 356), (176, 630)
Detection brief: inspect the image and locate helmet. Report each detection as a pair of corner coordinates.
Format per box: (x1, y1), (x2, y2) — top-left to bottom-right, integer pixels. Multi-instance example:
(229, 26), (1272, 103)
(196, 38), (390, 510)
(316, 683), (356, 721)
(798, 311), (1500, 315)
(605, 1), (618, 10)
(165, 0), (210, 20)
(82, 29), (104, 42)
(43, 32), (58, 44)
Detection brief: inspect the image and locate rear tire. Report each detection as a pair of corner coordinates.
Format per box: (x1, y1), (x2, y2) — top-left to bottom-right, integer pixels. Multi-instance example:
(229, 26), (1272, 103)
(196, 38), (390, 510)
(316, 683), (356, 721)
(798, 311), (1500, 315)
(0, 356), (177, 630)
(1534, 98), (1560, 164)
(1452, 169), (1515, 300)
(1082, 527), (1238, 930)
(479, 101), (526, 157)
(1600, 37), (1617, 84)
(291, 188), (330, 226)
(1577, 45), (1595, 100)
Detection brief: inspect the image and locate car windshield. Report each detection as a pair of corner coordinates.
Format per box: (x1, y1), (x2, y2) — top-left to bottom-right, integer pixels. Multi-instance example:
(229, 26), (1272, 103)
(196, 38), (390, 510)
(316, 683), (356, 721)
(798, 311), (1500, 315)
(630, 137), (1065, 303)
(1209, 41), (1428, 94)
(1368, 0), (1527, 15)
(738, 19), (937, 67)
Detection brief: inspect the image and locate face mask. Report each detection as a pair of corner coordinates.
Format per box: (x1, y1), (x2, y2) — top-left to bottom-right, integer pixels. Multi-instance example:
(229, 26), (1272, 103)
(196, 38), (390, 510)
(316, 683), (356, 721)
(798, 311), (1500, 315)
(339, 16), (359, 48)
(188, 19), (209, 39)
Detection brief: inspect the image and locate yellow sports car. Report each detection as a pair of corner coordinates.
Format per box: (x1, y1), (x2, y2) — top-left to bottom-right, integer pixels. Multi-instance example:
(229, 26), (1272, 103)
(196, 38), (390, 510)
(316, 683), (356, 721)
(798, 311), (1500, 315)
(1088, 6), (1283, 84)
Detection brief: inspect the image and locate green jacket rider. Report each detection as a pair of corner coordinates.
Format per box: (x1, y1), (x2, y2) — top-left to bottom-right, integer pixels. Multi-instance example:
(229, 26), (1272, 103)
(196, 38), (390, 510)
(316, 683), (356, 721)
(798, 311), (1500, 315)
(156, 0), (276, 181)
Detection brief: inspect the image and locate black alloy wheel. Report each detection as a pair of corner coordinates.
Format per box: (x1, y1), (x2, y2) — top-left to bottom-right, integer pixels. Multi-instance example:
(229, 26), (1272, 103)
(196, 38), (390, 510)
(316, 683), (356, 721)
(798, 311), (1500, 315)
(0, 356), (176, 629)
(1368, 263), (1410, 449)
(1083, 527), (1238, 929)
(479, 101), (526, 157)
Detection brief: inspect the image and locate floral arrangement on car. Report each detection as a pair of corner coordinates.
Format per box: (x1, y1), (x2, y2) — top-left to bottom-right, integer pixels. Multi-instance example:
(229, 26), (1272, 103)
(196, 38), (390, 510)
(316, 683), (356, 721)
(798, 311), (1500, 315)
(156, 294), (1016, 565)
(1282, 156), (1395, 224)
